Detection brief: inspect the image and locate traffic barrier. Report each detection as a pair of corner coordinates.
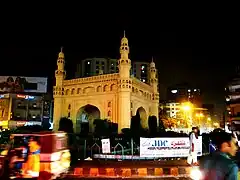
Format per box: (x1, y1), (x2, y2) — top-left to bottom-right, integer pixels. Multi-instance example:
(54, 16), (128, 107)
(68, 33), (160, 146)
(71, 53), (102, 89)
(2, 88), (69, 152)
(154, 168), (163, 176)
(105, 168), (115, 176)
(137, 168), (147, 176)
(121, 168), (131, 177)
(72, 166), (191, 177)
(185, 167), (192, 174)
(170, 167), (179, 176)
(89, 168), (99, 176)
(74, 168), (83, 176)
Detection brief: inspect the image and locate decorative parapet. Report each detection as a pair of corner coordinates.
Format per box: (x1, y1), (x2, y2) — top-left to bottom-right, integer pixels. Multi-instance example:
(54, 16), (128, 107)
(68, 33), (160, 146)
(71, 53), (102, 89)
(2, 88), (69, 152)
(63, 73), (119, 86)
(131, 77), (153, 92)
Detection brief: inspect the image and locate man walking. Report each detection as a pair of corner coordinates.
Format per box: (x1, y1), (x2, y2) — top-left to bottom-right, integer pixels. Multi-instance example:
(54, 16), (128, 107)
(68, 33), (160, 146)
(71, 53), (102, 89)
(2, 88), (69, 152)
(187, 127), (199, 165)
(200, 131), (238, 180)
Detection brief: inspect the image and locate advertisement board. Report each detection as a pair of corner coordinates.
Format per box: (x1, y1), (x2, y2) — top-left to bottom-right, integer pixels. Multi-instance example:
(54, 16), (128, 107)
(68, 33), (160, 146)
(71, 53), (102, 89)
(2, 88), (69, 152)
(101, 138), (111, 154)
(140, 137), (202, 158)
(0, 76), (47, 93)
(8, 120), (42, 129)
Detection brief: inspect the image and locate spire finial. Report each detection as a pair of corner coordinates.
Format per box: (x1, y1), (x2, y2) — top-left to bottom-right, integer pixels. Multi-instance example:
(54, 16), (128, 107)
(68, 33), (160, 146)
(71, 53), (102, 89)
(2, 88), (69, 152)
(58, 46), (64, 58)
(123, 30), (126, 37)
(150, 56), (155, 68)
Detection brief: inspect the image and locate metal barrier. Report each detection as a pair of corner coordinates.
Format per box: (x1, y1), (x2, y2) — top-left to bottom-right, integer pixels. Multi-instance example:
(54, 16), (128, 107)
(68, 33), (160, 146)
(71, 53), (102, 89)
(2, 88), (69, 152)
(74, 136), (210, 160)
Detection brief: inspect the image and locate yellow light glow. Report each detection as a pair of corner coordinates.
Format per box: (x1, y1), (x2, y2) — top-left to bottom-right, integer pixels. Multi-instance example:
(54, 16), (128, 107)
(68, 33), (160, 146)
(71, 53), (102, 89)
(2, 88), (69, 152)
(181, 102), (193, 111)
(196, 113), (204, 117)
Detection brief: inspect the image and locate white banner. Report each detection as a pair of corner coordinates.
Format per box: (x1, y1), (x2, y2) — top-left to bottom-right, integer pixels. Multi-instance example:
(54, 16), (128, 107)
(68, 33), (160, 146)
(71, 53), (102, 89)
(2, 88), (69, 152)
(140, 137), (202, 158)
(101, 138), (111, 154)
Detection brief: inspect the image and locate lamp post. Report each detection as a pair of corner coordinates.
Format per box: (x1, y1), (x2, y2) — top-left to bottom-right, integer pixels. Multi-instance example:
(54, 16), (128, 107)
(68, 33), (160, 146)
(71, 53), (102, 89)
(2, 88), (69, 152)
(181, 102), (193, 129)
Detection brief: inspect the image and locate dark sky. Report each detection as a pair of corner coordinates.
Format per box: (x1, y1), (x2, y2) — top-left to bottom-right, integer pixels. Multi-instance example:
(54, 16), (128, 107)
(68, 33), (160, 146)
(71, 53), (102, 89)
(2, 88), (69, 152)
(0, 8), (239, 107)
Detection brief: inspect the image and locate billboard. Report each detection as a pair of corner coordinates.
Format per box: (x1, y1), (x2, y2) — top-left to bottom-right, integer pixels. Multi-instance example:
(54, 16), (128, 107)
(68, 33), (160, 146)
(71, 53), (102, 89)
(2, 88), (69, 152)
(140, 137), (202, 158)
(8, 120), (42, 129)
(0, 76), (47, 93)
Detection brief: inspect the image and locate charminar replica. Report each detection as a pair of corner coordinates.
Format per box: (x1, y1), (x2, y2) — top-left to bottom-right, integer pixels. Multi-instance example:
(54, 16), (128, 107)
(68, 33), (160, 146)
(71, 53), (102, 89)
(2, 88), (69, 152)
(53, 33), (159, 133)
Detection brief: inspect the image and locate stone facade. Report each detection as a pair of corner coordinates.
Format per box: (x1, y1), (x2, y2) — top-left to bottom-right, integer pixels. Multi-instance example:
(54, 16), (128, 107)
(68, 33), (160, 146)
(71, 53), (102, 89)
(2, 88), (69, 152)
(53, 34), (159, 133)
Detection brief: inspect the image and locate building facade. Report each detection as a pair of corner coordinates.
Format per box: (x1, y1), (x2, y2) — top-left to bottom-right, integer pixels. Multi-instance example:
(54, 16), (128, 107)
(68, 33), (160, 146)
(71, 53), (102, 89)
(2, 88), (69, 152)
(75, 58), (119, 78)
(75, 58), (151, 83)
(226, 75), (240, 123)
(167, 83), (202, 107)
(0, 93), (52, 129)
(53, 34), (159, 133)
(165, 102), (181, 119)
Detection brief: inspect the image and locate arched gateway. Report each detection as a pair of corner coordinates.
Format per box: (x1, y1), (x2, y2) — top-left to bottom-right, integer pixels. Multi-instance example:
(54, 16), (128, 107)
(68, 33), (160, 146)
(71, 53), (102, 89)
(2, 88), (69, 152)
(76, 105), (100, 133)
(53, 34), (159, 133)
(136, 107), (148, 128)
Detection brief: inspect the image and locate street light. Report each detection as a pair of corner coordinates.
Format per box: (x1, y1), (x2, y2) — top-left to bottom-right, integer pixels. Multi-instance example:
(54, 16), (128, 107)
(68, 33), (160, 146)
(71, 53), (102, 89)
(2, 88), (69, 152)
(181, 102), (193, 128)
(182, 105), (191, 111)
(181, 102), (193, 112)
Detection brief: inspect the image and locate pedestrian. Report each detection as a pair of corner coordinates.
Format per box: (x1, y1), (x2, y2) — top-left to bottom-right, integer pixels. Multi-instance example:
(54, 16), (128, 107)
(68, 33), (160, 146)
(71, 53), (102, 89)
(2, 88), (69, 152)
(22, 137), (41, 178)
(199, 131), (238, 180)
(187, 127), (199, 165)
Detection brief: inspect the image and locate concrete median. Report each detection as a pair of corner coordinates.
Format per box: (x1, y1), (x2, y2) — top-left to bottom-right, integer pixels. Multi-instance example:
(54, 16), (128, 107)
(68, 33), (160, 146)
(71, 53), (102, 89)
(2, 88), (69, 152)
(62, 166), (192, 178)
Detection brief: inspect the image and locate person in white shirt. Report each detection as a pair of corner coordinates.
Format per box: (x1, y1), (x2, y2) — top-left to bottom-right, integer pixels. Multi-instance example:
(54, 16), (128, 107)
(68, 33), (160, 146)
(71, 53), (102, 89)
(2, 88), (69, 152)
(187, 127), (199, 165)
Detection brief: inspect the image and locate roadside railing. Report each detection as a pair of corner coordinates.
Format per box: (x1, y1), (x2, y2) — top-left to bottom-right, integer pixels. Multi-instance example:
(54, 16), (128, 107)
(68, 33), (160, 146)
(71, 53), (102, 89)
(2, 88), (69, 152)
(73, 136), (210, 160)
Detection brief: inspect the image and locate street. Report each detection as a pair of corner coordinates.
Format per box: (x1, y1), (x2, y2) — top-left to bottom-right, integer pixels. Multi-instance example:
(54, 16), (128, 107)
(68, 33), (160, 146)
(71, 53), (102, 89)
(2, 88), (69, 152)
(58, 160), (193, 179)
(57, 177), (191, 180)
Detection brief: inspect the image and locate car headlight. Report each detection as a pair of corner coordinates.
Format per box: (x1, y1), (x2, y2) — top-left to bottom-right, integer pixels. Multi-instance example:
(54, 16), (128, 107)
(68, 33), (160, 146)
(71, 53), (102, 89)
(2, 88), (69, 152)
(190, 167), (202, 180)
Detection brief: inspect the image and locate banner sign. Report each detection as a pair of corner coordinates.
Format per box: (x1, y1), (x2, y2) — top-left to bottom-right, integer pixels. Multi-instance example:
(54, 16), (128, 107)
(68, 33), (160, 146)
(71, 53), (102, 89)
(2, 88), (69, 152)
(140, 137), (202, 158)
(0, 76), (47, 93)
(8, 120), (42, 129)
(101, 138), (111, 154)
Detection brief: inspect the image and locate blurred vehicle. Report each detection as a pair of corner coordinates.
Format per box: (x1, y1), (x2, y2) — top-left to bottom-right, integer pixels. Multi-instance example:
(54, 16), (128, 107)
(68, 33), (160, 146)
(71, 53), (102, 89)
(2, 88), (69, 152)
(0, 131), (70, 179)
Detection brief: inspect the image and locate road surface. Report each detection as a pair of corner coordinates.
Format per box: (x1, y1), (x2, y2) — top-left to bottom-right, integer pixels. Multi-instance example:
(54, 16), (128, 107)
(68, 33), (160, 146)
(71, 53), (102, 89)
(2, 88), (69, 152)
(73, 159), (189, 168)
(58, 160), (193, 179)
(57, 177), (191, 180)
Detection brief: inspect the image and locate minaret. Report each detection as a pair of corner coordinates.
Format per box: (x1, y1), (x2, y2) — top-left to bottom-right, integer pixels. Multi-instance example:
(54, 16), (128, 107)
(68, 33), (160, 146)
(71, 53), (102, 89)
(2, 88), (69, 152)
(149, 57), (159, 124)
(117, 31), (131, 133)
(118, 31), (131, 78)
(53, 47), (66, 131)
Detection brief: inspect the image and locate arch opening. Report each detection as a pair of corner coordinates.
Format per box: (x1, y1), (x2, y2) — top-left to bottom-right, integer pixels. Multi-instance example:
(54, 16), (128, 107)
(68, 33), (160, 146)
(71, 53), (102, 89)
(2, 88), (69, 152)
(136, 107), (148, 128)
(76, 104), (100, 134)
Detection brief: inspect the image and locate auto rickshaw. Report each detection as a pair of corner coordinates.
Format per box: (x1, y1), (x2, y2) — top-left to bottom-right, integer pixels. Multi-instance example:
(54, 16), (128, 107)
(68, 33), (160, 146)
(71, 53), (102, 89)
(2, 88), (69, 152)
(0, 131), (71, 179)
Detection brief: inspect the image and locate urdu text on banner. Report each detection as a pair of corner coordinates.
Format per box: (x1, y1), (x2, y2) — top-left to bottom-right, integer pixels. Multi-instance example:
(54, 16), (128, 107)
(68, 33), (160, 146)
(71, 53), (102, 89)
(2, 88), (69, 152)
(140, 137), (202, 158)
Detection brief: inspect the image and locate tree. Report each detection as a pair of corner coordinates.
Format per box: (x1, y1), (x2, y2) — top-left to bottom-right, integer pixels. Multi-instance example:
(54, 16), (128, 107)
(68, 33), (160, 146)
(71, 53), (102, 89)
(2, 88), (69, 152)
(158, 119), (166, 132)
(130, 115), (141, 131)
(121, 128), (131, 136)
(148, 116), (157, 135)
(58, 117), (74, 133)
(161, 117), (177, 129)
(93, 119), (109, 136)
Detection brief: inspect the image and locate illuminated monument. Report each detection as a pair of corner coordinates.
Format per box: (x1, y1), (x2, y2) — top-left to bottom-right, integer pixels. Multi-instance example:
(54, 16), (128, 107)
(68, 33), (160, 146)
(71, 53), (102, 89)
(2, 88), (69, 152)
(53, 33), (159, 133)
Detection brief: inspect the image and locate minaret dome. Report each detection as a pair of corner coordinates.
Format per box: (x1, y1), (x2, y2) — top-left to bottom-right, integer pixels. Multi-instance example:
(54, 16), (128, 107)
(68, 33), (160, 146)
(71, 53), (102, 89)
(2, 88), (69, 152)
(58, 47), (64, 58)
(150, 57), (155, 68)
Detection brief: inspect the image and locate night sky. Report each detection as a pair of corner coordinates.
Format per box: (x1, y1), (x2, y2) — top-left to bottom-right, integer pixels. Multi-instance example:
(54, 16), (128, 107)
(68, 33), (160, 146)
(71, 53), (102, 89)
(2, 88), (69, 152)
(0, 8), (238, 108)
